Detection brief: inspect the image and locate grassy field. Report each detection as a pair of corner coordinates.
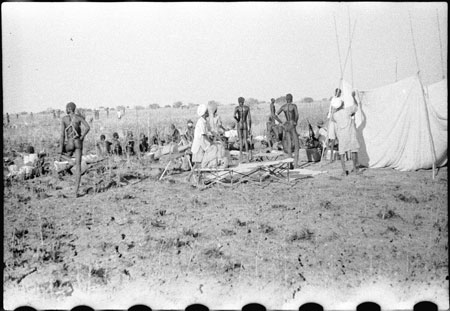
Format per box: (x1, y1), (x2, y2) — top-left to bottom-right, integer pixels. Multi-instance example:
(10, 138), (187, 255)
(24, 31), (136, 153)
(3, 100), (448, 310)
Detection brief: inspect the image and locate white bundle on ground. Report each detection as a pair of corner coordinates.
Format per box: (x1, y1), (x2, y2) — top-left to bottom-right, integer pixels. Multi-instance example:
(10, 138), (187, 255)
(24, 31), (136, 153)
(23, 153), (38, 166)
(201, 142), (229, 169)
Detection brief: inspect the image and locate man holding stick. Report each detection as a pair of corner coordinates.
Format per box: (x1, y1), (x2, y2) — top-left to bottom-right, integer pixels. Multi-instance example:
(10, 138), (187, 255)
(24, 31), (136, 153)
(59, 102), (90, 196)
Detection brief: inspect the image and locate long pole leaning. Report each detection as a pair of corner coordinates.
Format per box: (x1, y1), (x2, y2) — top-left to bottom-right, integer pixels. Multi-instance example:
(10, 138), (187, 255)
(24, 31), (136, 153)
(333, 14), (344, 79)
(348, 5), (354, 87)
(436, 9), (445, 79)
(321, 15), (343, 164)
(408, 11), (421, 75)
(418, 77), (438, 179)
(409, 11), (437, 178)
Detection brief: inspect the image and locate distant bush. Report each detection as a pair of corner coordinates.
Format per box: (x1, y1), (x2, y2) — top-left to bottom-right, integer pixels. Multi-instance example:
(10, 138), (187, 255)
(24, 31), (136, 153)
(245, 98), (260, 106)
(275, 96), (286, 104)
(173, 101), (183, 108)
(301, 97), (314, 103)
(148, 103), (160, 109)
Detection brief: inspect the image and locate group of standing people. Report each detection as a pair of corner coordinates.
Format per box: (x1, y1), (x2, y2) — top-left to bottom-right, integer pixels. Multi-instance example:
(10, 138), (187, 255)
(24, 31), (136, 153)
(191, 93), (302, 168)
(59, 89), (362, 195)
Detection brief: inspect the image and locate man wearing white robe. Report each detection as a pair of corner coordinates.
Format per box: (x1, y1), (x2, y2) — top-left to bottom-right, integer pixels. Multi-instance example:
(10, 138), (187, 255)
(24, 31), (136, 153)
(191, 104), (212, 163)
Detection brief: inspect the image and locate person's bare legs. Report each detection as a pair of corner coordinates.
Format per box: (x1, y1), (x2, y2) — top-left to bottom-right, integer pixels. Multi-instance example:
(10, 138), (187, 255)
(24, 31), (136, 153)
(266, 122), (273, 149)
(243, 130), (249, 162)
(74, 147), (82, 196)
(351, 152), (360, 174)
(293, 129), (300, 168)
(238, 129), (243, 162)
(329, 139), (335, 162)
(244, 130), (252, 162)
(286, 130), (292, 158)
(340, 154), (348, 176)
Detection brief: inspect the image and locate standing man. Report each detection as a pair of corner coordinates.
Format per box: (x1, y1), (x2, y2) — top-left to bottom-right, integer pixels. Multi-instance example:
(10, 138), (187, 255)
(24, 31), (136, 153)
(6, 113), (10, 125)
(59, 102), (91, 196)
(266, 98), (281, 148)
(106, 107), (110, 118)
(326, 88), (342, 162)
(332, 91), (360, 175)
(234, 97), (252, 162)
(191, 104), (212, 165)
(274, 93), (300, 168)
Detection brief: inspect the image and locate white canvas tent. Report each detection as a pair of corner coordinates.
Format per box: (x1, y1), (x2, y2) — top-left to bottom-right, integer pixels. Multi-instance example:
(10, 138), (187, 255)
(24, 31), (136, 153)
(340, 75), (447, 171)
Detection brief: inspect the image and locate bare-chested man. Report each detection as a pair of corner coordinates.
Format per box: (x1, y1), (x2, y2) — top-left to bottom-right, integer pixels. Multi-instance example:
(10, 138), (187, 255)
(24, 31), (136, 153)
(59, 102), (90, 196)
(267, 98), (282, 148)
(234, 97), (252, 162)
(274, 93), (300, 168)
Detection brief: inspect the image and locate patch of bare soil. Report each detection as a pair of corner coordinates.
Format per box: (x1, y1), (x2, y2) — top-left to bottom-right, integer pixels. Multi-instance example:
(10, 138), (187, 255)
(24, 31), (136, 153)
(3, 162), (448, 309)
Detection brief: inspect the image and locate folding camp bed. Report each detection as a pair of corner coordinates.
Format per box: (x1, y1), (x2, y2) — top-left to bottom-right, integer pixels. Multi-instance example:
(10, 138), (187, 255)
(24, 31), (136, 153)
(154, 152), (192, 180)
(253, 150), (285, 162)
(195, 158), (295, 187)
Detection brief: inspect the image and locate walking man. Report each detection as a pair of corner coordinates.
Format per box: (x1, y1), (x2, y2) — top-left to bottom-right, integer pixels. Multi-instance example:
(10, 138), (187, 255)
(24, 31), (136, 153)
(59, 102), (90, 196)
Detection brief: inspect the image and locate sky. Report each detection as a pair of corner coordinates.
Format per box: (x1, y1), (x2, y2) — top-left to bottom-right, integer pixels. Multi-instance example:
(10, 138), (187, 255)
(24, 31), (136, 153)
(2, 2), (448, 113)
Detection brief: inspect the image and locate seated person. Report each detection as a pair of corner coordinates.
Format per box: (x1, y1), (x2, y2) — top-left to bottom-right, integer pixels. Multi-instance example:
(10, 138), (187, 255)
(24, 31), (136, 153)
(111, 132), (123, 155)
(139, 133), (149, 153)
(181, 119), (195, 144)
(96, 134), (111, 156)
(167, 124), (181, 144)
(316, 120), (328, 146)
(125, 130), (135, 156)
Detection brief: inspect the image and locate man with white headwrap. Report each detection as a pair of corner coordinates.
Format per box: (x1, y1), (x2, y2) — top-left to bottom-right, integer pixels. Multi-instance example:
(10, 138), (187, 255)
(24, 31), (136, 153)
(191, 104), (212, 163)
(326, 88), (342, 162)
(207, 101), (226, 139)
(332, 91), (361, 175)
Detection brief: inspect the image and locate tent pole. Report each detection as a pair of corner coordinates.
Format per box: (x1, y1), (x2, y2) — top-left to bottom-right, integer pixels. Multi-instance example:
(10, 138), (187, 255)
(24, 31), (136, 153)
(348, 5), (354, 88)
(410, 11), (437, 178)
(340, 20), (357, 83)
(418, 76), (438, 179)
(333, 14), (344, 79)
(395, 58), (398, 82)
(408, 11), (421, 74)
(436, 9), (445, 79)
